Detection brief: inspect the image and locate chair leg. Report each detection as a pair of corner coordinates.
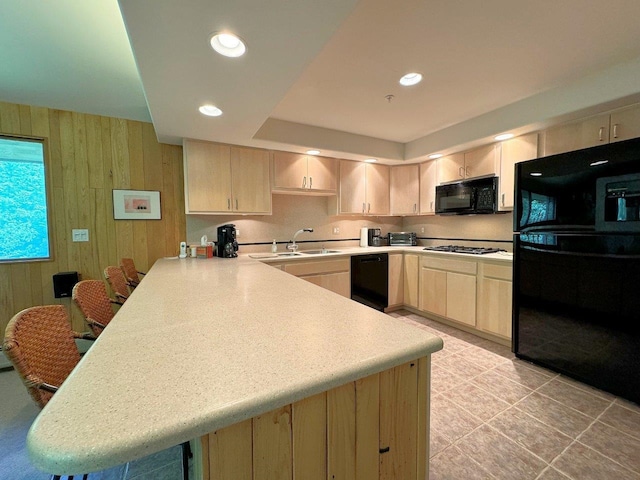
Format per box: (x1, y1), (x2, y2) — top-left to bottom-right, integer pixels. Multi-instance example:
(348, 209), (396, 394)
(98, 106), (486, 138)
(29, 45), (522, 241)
(181, 441), (192, 480)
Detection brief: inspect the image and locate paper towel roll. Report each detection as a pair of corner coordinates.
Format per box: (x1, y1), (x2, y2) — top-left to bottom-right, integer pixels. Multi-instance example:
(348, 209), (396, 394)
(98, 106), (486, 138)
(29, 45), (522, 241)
(360, 227), (368, 247)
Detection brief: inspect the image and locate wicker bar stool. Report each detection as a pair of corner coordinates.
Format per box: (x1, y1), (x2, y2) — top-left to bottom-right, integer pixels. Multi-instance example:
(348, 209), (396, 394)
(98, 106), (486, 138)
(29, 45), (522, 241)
(120, 258), (145, 288)
(3, 305), (93, 480)
(72, 280), (118, 337)
(104, 266), (130, 304)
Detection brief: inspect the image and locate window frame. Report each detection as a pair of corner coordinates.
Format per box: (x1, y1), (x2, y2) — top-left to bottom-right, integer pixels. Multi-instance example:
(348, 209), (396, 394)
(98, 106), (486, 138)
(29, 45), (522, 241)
(0, 133), (54, 264)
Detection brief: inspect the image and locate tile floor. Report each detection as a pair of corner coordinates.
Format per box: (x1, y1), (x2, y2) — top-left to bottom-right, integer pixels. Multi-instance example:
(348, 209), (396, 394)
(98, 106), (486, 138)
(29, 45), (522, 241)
(391, 309), (640, 480)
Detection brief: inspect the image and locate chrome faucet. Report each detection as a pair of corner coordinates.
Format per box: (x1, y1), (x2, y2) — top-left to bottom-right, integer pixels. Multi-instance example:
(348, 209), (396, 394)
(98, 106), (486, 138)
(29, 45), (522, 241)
(287, 228), (314, 252)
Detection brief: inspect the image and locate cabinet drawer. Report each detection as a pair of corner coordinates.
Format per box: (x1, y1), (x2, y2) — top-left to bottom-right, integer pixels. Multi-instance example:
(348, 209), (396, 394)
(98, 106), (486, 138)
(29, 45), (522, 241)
(284, 258), (350, 277)
(420, 255), (477, 275)
(481, 263), (512, 281)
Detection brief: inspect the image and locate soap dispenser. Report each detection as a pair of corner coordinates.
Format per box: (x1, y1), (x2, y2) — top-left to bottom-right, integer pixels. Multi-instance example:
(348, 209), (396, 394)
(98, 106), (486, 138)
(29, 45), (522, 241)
(271, 239), (277, 253)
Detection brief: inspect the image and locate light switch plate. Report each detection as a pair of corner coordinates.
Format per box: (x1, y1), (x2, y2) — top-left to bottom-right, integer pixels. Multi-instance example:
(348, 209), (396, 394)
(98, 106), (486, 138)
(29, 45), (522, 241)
(72, 229), (89, 242)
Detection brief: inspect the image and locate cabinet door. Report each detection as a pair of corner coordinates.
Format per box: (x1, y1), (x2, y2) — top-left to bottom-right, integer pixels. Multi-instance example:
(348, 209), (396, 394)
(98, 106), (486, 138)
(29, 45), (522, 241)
(365, 163), (390, 215)
(498, 133), (538, 211)
(419, 267), (446, 317)
(390, 165), (419, 215)
(403, 254), (419, 309)
(339, 160), (366, 214)
(307, 157), (337, 192)
(419, 160), (437, 214)
(446, 272), (476, 326)
(464, 144), (497, 179)
(477, 277), (512, 339)
(318, 272), (351, 298)
(273, 151), (308, 190)
(542, 113), (610, 156)
(184, 140), (232, 212)
(231, 146), (271, 213)
(436, 153), (465, 184)
(610, 104), (640, 143)
(387, 253), (404, 307)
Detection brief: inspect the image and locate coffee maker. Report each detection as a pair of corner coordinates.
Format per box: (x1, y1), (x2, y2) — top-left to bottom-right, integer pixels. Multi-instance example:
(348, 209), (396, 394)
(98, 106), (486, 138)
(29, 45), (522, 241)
(368, 228), (383, 247)
(217, 224), (238, 258)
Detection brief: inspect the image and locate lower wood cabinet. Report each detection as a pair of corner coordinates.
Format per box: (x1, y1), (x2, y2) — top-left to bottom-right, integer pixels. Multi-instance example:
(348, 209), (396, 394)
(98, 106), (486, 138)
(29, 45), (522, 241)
(283, 258), (350, 298)
(199, 357), (430, 480)
(403, 254), (419, 309)
(477, 262), (513, 339)
(387, 253), (404, 309)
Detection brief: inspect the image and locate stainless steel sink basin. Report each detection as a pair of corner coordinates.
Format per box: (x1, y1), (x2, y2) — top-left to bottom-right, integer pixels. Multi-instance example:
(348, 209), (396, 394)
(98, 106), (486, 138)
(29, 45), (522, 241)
(276, 252), (302, 257)
(300, 250), (341, 255)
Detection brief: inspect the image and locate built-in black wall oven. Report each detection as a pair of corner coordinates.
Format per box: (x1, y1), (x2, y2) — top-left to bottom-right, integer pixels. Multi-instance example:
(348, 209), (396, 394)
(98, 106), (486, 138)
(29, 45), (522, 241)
(435, 176), (498, 215)
(514, 136), (640, 404)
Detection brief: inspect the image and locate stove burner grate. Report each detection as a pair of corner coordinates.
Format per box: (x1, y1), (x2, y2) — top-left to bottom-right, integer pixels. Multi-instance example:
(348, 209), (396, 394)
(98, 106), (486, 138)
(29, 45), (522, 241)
(423, 245), (505, 255)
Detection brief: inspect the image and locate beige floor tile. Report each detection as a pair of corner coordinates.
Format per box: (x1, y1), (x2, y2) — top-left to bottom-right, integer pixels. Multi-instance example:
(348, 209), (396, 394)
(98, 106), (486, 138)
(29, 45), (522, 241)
(433, 353), (488, 379)
(430, 396), (483, 443)
(555, 375), (617, 401)
(440, 335), (473, 355)
(536, 467), (572, 480)
(429, 445), (494, 480)
(579, 421), (640, 474)
(536, 378), (612, 418)
(598, 404), (640, 441)
(457, 424), (547, 480)
(461, 346), (511, 370)
(552, 442), (640, 480)
(614, 397), (640, 414)
(488, 407), (572, 463)
(472, 370), (534, 404)
(474, 339), (514, 359)
(431, 365), (467, 394)
(515, 393), (593, 438)
(429, 429), (451, 459)
(445, 382), (511, 422)
(492, 361), (555, 390)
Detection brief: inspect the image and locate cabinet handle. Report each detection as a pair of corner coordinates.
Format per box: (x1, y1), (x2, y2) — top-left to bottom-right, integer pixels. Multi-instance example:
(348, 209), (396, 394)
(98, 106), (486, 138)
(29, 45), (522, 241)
(430, 200), (433, 211)
(363, 202), (366, 213)
(501, 193), (505, 206)
(413, 203), (417, 213)
(368, 202), (371, 213)
(465, 166), (470, 177)
(302, 176), (306, 188)
(235, 199), (238, 210)
(458, 166), (464, 178)
(598, 127), (605, 142)
(613, 123), (619, 139)
(309, 177), (313, 189)
(227, 198), (231, 210)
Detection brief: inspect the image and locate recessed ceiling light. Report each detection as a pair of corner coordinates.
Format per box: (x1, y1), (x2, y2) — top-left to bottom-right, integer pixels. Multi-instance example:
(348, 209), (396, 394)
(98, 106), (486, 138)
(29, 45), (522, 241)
(494, 133), (514, 141)
(428, 153), (443, 159)
(590, 160), (609, 167)
(306, 150), (320, 155)
(199, 105), (223, 117)
(364, 158), (377, 163)
(399, 73), (422, 86)
(210, 33), (246, 57)
(530, 172), (542, 177)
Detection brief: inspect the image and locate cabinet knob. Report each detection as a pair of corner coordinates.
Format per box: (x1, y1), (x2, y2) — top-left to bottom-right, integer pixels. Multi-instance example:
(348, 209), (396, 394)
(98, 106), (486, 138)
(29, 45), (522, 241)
(302, 176), (306, 188)
(430, 201), (433, 211)
(598, 127), (605, 142)
(368, 202), (371, 213)
(227, 198), (231, 210)
(613, 124), (619, 139)
(309, 177), (313, 189)
(465, 166), (470, 177)
(414, 203), (417, 213)
(235, 198), (239, 210)
(501, 193), (505, 206)
(458, 166), (464, 178)
(363, 202), (366, 213)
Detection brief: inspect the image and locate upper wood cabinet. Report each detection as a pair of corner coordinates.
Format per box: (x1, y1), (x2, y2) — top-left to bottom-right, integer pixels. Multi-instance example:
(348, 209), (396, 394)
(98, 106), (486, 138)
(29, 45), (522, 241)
(390, 164), (419, 215)
(498, 133), (538, 211)
(184, 139), (271, 214)
(542, 104), (640, 156)
(272, 152), (337, 194)
(419, 160), (437, 215)
(338, 161), (389, 215)
(437, 145), (498, 184)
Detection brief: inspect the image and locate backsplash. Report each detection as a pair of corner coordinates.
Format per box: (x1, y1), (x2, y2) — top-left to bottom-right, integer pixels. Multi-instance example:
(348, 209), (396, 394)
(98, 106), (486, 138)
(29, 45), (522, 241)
(187, 194), (515, 254)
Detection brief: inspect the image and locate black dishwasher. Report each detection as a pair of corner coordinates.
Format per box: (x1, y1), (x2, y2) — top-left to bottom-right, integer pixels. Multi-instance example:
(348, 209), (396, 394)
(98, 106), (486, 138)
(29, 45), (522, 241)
(351, 253), (388, 311)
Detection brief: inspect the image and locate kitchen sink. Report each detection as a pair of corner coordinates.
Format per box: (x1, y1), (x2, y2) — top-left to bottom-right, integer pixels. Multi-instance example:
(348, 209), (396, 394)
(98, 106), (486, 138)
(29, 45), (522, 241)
(276, 252), (302, 256)
(300, 250), (341, 255)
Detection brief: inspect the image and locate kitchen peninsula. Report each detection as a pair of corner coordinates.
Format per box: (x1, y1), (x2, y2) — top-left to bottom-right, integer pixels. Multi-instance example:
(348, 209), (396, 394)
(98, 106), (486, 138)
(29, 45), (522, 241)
(27, 256), (443, 479)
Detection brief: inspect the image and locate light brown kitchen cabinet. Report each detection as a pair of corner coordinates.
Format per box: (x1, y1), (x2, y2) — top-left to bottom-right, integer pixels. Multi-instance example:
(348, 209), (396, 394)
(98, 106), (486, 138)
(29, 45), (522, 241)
(419, 160), (437, 215)
(419, 255), (477, 326)
(403, 254), (419, 309)
(184, 139), (271, 214)
(609, 103), (640, 143)
(542, 113), (610, 156)
(283, 258), (350, 298)
(272, 151), (337, 194)
(477, 262), (512, 339)
(338, 160), (389, 215)
(498, 133), (539, 211)
(437, 146), (498, 184)
(387, 253), (404, 309)
(390, 165), (419, 215)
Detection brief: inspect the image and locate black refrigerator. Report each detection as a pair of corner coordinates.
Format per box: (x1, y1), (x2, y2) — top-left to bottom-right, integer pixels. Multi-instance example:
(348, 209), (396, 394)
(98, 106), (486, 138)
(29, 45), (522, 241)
(513, 137), (640, 404)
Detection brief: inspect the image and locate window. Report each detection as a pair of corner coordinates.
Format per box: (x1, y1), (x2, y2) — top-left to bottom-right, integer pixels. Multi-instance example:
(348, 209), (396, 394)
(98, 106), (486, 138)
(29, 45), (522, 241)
(0, 136), (51, 262)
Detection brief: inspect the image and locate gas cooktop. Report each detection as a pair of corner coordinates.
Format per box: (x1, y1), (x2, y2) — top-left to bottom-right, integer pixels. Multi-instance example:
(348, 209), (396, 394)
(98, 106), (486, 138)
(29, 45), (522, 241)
(423, 245), (505, 255)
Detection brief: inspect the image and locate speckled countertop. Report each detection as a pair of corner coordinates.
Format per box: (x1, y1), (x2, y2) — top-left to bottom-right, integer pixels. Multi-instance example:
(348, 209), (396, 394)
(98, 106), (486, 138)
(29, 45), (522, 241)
(27, 256), (444, 475)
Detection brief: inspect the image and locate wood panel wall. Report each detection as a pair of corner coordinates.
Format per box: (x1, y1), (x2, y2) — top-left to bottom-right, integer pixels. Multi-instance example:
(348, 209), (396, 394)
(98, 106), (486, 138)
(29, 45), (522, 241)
(0, 101), (185, 333)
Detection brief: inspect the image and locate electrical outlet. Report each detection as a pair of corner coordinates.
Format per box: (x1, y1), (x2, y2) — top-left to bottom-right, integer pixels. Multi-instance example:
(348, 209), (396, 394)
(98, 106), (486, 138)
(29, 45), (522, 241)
(333, 227), (340, 235)
(72, 229), (89, 242)
(420, 227), (425, 233)
(235, 229), (240, 237)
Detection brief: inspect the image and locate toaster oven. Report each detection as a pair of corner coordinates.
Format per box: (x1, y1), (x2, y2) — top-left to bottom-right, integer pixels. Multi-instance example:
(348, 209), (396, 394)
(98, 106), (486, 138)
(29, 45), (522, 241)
(388, 232), (417, 246)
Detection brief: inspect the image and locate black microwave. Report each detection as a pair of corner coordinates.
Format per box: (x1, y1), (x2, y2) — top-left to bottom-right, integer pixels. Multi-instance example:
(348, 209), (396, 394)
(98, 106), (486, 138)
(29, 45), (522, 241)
(435, 176), (498, 215)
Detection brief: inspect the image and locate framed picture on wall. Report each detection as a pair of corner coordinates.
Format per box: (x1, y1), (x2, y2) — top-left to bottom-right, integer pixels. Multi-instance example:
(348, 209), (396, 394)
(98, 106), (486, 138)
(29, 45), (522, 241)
(112, 189), (161, 220)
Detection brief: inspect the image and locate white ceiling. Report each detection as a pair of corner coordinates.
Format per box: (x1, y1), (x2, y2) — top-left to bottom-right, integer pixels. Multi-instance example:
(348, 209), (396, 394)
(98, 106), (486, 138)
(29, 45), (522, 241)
(3, 1), (640, 163)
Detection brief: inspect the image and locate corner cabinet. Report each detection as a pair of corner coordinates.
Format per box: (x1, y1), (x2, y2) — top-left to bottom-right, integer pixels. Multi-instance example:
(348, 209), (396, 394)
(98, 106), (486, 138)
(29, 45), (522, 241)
(390, 165), (419, 215)
(283, 258), (351, 298)
(272, 151), (337, 194)
(419, 160), (437, 215)
(184, 139), (271, 214)
(498, 133), (539, 211)
(337, 161), (390, 215)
